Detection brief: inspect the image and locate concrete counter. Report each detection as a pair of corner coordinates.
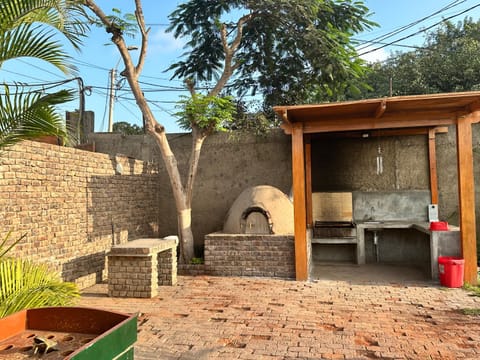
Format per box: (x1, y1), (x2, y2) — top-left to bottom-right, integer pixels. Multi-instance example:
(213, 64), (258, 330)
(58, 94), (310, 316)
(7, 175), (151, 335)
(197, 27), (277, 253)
(107, 238), (178, 298)
(356, 221), (461, 279)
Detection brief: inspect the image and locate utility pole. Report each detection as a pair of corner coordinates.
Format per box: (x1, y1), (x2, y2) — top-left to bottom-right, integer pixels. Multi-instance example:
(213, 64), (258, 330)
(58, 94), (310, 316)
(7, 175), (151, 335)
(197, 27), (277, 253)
(107, 46), (138, 132)
(108, 68), (117, 132)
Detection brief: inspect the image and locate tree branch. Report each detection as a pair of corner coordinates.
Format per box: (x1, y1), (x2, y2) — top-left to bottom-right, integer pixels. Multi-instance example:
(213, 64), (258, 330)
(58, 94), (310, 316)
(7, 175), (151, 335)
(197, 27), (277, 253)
(208, 13), (255, 97)
(185, 78), (196, 97)
(83, 0), (137, 79)
(185, 126), (206, 207)
(134, 0), (149, 76)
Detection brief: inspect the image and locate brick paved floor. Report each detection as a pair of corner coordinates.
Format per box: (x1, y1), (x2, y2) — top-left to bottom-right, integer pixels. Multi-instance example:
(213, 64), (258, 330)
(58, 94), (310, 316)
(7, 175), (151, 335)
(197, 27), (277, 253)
(79, 273), (480, 360)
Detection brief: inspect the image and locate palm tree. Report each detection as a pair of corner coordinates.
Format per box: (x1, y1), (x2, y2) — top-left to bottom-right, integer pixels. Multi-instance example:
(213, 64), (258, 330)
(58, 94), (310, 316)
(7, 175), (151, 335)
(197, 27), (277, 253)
(0, 230), (80, 318)
(0, 0), (89, 150)
(0, 0), (89, 317)
(0, 257), (79, 318)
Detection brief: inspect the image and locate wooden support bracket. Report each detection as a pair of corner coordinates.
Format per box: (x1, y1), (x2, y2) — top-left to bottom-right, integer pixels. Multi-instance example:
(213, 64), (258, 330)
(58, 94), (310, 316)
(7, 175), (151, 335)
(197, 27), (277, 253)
(374, 99), (387, 118)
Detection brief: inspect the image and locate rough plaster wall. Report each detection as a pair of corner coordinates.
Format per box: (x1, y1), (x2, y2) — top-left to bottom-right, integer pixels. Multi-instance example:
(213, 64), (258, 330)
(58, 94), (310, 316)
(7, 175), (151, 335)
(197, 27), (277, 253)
(0, 140), (161, 288)
(311, 135), (429, 192)
(91, 124), (480, 256)
(436, 124), (480, 254)
(436, 126), (460, 224)
(175, 132), (292, 254)
(91, 131), (292, 255)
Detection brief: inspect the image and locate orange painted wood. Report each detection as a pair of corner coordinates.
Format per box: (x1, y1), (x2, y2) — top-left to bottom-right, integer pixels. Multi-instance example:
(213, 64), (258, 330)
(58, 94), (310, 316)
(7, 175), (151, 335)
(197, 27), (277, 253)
(305, 137), (313, 228)
(292, 123), (308, 281)
(310, 126), (449, 139)
(302, 112), (458, 134)
(374, 99), (387, 118)
(274, 91), (480, 122)
(456, 115), (478, 285)
(428, 129), (439, 204)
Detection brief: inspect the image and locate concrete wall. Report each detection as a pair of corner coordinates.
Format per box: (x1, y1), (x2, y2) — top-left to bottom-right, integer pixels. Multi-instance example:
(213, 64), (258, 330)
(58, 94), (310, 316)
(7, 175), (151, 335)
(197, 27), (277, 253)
(90, 124), (480, 258)
(90, 131), (293, 255)
(312, 126), (480, 227)
(0, 140), (161, 288)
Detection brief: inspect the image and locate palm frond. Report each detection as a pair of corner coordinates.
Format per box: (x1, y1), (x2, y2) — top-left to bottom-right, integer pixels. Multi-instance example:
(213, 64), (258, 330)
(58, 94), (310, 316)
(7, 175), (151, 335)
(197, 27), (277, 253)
(0, 258), (79, 318)
(0, 0), (89, 51)
(0, 24), (73, 73)
(0, 231), (27, 259)
(0, 84), (73, 150)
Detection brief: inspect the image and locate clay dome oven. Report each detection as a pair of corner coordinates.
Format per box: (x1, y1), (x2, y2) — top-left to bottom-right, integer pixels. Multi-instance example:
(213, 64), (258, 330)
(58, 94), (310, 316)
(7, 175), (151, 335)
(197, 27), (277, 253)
(223, 185), (294, 235)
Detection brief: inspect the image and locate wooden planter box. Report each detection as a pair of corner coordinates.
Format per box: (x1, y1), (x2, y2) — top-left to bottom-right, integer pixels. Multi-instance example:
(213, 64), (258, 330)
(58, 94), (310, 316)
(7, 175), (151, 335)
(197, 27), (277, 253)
(0, 307), (137, 359)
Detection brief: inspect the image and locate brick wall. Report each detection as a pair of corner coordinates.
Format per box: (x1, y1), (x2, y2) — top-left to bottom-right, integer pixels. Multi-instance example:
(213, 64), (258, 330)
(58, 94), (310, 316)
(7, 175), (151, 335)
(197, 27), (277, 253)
(0, 140), (161, 289)
(204, 233), (295, 278)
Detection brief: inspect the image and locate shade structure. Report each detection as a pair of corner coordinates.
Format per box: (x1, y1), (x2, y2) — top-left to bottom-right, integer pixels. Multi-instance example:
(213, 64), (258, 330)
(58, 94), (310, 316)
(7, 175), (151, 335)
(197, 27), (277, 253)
(274, 92), (480, 283)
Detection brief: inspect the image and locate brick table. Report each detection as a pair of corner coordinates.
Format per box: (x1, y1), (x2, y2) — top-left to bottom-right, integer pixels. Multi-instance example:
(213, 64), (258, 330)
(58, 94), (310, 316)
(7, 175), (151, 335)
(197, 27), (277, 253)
(107, 238), (177, 298)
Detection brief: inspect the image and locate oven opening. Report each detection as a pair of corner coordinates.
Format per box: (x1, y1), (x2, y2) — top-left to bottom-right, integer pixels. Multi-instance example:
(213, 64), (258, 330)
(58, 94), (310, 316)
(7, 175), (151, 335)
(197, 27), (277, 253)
(240, 207), (273, 234)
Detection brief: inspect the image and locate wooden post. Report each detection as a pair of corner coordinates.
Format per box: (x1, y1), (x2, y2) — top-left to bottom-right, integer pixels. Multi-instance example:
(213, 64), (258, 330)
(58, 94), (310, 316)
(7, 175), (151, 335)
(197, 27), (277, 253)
(428, 129), (439, 204)
(305, 136), (313, 228)
(456, 116), (478, 285)
(292, 123), (308, 281)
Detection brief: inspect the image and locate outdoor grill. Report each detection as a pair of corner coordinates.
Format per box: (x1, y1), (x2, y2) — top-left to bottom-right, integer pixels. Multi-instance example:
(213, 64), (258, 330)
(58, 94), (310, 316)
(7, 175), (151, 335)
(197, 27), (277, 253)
(313, 220), (356, 242)
(311, 192), (358, 260)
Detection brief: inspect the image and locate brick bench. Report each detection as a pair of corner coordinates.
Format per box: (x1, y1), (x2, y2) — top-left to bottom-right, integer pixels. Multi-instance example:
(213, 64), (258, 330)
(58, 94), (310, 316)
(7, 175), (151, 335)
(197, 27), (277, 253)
(107, 238), (177, 298)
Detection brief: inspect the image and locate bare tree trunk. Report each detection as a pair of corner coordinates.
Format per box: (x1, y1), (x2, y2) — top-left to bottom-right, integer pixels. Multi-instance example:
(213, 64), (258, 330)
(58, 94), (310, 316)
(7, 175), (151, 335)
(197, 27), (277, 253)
(83, 0), (246, 264)
(147, 129), (195, 264)
(177, 208), (194, 263)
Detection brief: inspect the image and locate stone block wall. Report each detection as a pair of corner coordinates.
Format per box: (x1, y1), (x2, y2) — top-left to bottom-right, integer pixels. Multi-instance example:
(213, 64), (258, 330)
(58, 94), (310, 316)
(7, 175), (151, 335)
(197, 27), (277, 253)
(158, 248), (177, 286)
(204, 233), (295, 278)
(0, 140), (161, 288)
(108, 255), (158, 298)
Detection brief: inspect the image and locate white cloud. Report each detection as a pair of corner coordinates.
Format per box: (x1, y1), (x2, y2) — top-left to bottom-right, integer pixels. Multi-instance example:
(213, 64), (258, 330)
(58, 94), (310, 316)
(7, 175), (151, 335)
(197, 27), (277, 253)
(357, 45), (389, 63)
(150, 29), (185, 54)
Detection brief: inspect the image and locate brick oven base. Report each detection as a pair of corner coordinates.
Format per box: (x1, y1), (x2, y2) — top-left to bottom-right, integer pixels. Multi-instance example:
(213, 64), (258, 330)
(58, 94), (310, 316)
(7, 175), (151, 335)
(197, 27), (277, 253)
(204, 233), (295, 278)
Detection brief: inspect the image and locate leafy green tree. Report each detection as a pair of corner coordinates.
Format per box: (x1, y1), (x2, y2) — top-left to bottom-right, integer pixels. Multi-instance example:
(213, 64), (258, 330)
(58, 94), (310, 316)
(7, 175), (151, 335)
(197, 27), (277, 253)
(420, 18), (480, 93)
(0, 0), (88, 150)
(112, 121), (144, 135)
(83, 0), (374, 263)
(167, 0), (375, 107)
(354, 18), (480, 99)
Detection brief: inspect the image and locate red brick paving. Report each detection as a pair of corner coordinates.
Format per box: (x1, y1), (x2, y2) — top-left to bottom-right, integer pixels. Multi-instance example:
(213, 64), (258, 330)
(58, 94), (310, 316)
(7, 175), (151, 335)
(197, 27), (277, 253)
(79, 276), (480, 359)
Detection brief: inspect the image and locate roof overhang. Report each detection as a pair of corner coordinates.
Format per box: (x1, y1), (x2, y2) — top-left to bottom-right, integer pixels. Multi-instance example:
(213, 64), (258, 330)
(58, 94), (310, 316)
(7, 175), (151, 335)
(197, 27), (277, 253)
(274, 92), (480, 134)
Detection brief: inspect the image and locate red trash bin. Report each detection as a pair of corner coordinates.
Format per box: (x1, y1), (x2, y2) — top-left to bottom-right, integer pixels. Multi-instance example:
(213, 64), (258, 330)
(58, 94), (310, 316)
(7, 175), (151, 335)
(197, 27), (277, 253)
(438, 256), (464, 288)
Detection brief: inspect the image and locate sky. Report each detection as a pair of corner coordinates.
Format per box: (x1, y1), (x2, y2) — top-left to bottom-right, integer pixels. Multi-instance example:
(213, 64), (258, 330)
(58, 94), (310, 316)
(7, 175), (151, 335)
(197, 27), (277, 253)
(3, 0), (480, 134)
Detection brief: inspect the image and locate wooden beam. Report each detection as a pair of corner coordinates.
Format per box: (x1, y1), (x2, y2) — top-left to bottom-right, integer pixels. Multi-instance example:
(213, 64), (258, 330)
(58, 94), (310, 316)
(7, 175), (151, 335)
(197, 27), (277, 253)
(280, 122), (292, 135)
(305, 136), (313, 228)
(302, 110), (461, 134)
(292, 123), (308, 281)
(374, 99), (387, 118)
(468, 100), (480, 114)
(428, 129), (439, 204)
(312, 126), (449, 139)
(280, 109), (291, 125)
(456, 114), (478, 285)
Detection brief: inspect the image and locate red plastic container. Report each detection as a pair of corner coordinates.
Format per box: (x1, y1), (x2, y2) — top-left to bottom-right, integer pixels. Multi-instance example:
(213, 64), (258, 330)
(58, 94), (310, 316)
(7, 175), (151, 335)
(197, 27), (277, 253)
(430, 221), (448, 231)
(438, 256), (464, 288)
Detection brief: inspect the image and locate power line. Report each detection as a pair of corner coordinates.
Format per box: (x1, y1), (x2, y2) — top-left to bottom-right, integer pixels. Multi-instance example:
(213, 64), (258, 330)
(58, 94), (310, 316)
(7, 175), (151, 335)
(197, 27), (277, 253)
(0, 68), (51, 82)
(16, 59), (66, 79)
(356, 0), (466, 52)
(353, 38), (426, 51)
(357, 2), (480, 58)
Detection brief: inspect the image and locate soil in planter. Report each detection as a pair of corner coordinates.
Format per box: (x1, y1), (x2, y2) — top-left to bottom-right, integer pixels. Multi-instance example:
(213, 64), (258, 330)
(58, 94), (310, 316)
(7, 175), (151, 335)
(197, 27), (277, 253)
(0, 330), (96, 359)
